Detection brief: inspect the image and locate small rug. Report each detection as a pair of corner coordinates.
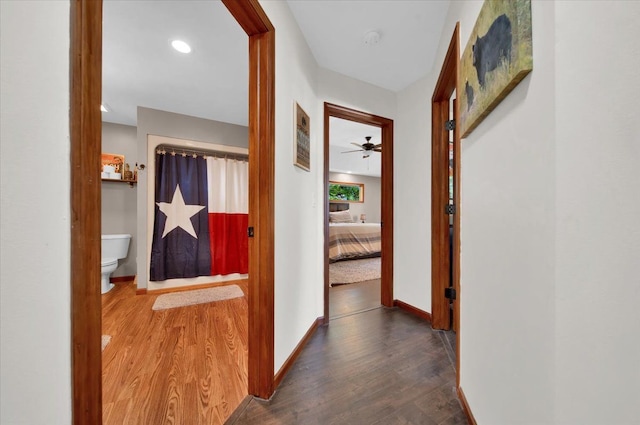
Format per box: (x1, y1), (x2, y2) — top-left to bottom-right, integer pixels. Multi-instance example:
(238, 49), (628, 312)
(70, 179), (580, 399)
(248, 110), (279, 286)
(101, 335), (111, 351)
(152, 284), (244, 311)
(330, 257), (381, 286)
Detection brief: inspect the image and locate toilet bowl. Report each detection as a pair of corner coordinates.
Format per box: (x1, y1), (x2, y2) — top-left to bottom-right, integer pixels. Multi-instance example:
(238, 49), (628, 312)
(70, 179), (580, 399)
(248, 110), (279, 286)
(101, 234), (131, 294)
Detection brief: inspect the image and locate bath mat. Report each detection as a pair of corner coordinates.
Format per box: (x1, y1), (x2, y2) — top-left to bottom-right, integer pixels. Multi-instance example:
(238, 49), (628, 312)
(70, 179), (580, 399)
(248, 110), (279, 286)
(330, 257), (381, 286)
(102, 335), (111, 351)
(152, 284), (244, 311)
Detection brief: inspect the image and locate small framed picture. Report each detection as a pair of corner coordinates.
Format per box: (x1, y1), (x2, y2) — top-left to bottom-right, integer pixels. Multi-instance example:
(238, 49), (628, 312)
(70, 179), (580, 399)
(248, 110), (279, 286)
(294, 102), (310, 171)
(101, 153), (125, 173)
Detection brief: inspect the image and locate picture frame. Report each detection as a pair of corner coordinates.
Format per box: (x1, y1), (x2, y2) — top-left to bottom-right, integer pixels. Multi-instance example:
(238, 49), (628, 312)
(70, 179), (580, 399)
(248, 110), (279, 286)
(294, 102), (311, 171)
(459, 0), (533, 138)
(101, 153), (125, 174)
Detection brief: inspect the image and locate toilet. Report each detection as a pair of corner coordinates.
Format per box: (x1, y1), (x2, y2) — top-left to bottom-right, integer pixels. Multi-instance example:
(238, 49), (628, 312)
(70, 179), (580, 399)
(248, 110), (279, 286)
(101, 234), (131, 294)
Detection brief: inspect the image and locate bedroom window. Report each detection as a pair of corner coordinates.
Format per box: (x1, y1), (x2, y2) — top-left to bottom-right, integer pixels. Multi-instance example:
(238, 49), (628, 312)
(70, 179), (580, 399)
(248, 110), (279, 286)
(329, 181), (364, 203)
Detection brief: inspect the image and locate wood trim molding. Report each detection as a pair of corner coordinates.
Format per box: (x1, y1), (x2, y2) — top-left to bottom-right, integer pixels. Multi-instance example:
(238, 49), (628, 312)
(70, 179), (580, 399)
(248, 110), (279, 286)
(109, 275), (135, 284)
(135, 288), (148, 296)
(147, 279), (247, 295)
(222, 0), (273, 35)
(457, 386), (478, 425)
(431, 23), (460, 331)
(273, 317), (322, 389)
(70, 0), (103, 423)
(393, 300), (432, 322)
(323, 103), (394, 323)
(222, 0), (276, 399)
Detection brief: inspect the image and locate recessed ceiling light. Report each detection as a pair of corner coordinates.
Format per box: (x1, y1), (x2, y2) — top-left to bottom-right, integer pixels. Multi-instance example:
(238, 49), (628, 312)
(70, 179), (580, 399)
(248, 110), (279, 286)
(171, 40), (191, 54)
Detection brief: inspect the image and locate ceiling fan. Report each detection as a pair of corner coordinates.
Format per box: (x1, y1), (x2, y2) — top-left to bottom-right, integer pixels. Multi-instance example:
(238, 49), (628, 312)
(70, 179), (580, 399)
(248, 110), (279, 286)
(341, 136), (382, 157)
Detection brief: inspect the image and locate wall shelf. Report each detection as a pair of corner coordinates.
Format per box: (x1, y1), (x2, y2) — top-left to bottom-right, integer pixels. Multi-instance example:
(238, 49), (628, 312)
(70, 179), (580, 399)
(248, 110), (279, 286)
(101, 178), (137, 187)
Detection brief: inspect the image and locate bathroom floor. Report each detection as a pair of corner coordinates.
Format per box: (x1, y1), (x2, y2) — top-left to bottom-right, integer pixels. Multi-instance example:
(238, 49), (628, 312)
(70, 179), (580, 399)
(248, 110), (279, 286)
(101, 280), (248, 425)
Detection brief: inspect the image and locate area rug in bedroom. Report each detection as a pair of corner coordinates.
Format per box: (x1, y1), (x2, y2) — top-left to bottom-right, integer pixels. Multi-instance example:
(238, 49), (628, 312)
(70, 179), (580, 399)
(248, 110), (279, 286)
(330, 257), (381, 286)
(152, 284), (244, 311)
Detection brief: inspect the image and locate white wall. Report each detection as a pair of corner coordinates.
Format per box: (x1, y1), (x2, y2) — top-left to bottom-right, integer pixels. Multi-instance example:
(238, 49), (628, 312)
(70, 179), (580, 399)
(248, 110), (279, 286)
(397, 1), (558, 422)
(395, 74), (436, 312)
(318, 67), (397, 120)
(554, 2), (640, 423)
(102, 123), (138, 276)
(329, 173), (381, 223)
(258, 0), (324, 373)
(135, 107), (248, 289)
(0, 1), (72, 423)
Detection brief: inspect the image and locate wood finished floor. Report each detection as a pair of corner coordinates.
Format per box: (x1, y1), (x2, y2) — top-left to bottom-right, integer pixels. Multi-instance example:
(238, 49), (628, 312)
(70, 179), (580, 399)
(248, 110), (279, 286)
(101, 281), (248, 425)
(228, 307), (466, 425)
(329, 278), (381, 319)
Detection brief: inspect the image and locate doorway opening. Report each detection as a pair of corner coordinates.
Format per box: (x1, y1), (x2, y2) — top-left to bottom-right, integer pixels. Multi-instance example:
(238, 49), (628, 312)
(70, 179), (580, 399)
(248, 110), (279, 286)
(70, 0), (276, 422)
(327, 118), (382, 319)
(431, 23), (461, 384)
(323, 103), (394, 323)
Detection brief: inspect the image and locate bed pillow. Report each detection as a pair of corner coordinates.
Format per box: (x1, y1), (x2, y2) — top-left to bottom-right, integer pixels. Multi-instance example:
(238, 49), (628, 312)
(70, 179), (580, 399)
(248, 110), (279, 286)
(329, 210), (354, 223)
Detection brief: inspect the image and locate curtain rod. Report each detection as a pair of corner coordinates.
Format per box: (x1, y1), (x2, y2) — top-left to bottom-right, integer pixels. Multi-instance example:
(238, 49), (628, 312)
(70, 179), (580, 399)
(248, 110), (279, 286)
(156, 145), (248, 161)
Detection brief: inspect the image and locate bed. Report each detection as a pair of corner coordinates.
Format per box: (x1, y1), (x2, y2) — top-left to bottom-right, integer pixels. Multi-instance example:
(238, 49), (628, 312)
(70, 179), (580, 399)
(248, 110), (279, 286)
(329, 204), (381, 262)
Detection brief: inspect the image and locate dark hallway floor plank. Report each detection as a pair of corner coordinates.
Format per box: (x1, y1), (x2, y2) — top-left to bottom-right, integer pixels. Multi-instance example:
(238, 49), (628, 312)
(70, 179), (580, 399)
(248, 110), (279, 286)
(330, 278), (381, 318)
(229, 307), (466, 425)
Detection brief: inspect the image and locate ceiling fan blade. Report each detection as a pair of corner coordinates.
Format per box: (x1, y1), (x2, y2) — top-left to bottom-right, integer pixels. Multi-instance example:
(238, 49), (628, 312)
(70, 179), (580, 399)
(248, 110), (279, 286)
(374, 143), (382, 148)
(373, 148), (382, 152)
(351, 142), (363, 148)
(341, 149), (364, 154)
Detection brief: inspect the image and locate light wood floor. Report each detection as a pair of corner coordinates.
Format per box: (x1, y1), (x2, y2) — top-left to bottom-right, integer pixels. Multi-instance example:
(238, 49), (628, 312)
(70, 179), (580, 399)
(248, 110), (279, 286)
(101, 280), (248, 425)
(102, 277), (385, 424)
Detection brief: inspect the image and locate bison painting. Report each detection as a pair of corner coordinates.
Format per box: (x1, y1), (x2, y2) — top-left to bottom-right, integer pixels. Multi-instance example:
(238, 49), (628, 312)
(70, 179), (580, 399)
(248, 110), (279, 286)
(472, 14), (512, 88)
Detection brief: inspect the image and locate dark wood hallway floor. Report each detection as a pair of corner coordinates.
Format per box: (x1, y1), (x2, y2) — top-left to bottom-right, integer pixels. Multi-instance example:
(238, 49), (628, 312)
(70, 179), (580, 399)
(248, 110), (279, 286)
(227, 307), (466, 425)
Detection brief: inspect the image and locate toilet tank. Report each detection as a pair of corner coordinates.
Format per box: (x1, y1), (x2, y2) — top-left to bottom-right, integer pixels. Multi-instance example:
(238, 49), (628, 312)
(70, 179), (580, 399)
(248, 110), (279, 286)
(101, 234), (131, 260)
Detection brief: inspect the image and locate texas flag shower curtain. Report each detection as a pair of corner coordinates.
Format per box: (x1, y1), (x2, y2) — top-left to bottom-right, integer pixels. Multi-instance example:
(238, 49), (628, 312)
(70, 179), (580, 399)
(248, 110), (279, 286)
(149, 151), (248, 281)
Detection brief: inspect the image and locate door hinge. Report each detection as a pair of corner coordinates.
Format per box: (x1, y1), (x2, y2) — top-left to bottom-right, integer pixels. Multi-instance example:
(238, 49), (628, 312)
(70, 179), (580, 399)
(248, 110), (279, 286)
(445, 287), (457, 300)
(445, 119), (456, 131)
(247, 227), (254, 238)
(445, 204), (456, 215)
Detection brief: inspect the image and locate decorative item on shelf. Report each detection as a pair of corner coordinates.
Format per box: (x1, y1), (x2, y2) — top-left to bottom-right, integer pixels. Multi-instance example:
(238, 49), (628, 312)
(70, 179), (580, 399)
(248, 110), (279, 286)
(100, 157), (138, 187)
(101, 153), (125, 175)
(360, 214), (366, 223)
(123, 163), (133, 181)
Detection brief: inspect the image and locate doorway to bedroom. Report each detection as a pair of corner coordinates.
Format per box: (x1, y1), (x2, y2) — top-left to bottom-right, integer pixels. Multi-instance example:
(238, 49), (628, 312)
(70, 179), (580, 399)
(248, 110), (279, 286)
(323, 103), (394, 322)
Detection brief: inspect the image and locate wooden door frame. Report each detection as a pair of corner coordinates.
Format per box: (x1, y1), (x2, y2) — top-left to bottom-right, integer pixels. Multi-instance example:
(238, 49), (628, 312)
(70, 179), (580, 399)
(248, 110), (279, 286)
(431, 22), (461, 382)
(323, 103), (394, 322)
(70, 1), (276, 422)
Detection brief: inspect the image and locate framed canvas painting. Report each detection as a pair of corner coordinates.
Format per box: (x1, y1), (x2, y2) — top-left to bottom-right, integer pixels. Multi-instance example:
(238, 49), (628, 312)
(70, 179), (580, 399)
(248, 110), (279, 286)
(459, 0), (533, 138)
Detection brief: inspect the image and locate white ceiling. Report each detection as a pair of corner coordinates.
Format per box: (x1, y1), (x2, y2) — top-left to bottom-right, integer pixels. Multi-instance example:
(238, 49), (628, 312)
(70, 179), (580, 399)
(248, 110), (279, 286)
(287, 0), (450, 92)
(101, 0), (450, 176)
(102, 0), (248, 127)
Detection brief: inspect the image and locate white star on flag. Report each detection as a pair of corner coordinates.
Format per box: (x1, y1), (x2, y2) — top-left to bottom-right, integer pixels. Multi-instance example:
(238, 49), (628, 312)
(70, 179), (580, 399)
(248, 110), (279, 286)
(156, 184), (205, 239)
